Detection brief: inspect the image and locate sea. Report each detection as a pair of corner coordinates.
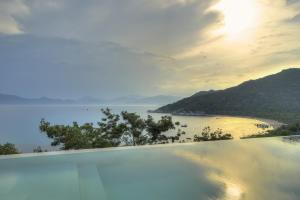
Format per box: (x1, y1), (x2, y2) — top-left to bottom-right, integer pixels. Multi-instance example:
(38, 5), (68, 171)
(0, 105), (274, 152)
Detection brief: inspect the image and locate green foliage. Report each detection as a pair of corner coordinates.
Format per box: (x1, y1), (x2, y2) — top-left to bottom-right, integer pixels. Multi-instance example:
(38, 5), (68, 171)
(121, 111), (147, 145)
(40, 109), (127, 150)
(40, 108), (180, 150)
(97, 108), (127, 147)
(145, 115), (175, 144)
(194, 126), (233, 142)
(168, 122), (186, 143)
(255, 123), (270, 130)
(156, 69), (300, 124)
(0, 143), (19, 155)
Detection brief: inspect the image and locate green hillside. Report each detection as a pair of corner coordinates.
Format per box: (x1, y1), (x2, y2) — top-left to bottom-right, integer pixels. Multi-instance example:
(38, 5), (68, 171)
(156, 68), (300, 123)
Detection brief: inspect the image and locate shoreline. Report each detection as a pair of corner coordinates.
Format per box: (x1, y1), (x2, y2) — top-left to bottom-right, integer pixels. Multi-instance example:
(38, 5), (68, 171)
(253, 118), (284, 129)
(151, 111), (285, 130)
(212, 114), (285, 129)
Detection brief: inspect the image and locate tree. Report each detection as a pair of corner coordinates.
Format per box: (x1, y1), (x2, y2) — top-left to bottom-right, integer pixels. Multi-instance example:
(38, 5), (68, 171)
(0, 143), (19, 155)
(97, 108), (127, 147)
(40, 108), (180, 150)
(121, 111), (147, 146)
(169, 122), (186, 143)
(40, 108), (126, 150)
(145, 115), (175, 144)
(194, 126), (233, 142)
(201, 126), (211, 141)
(40, 120), (96, 150)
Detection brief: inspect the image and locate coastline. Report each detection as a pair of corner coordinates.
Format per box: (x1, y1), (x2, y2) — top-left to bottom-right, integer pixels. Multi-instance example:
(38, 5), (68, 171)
(212, 114), (285, 129)
(151, 111), (285, 130)
(254, 118), (284, 129)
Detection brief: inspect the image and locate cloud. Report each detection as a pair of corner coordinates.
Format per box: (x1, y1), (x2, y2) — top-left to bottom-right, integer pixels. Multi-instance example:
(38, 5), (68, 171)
(0, 0), (223, 97)
(0, 0), (29, 34)
(159, 0), (300, 93)
(16, 0), (219, 55)
(1, 0), (300, 98)
(290, 13), (300, 22)
(0, 34), (174, 98)
(286, 0), (300, 5)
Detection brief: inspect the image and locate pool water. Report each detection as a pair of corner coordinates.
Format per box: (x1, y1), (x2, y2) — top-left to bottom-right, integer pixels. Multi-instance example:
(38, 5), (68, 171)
(1, 137), (300, 200)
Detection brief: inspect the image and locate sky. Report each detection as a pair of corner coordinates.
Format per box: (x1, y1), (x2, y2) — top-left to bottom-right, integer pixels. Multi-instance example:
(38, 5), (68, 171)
(0, 0), (300, 98)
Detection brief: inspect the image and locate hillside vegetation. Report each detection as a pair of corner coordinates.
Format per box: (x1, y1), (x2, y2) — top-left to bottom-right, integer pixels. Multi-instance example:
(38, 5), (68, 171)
(156, 68), (300, 123)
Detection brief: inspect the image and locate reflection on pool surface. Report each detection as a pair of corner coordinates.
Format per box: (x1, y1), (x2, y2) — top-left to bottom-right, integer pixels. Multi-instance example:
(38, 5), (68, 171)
(0, 137), (300, 200)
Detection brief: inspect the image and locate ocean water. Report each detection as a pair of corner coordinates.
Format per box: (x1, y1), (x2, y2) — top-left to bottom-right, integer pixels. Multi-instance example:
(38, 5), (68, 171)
(0, 105), (273, 152)
(0, 137), (300, 200)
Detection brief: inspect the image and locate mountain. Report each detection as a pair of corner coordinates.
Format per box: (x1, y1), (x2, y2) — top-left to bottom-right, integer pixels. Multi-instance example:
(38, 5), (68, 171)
(0, 93), (180, 106)
(132, 95), (181, 105)
(0, 93), (28, 104)
(76, 96), (106, 104)
(156, 68), (300, 123)
(111, 95), (181, 105)
(109, 95), (144, 104)
(0, 94), (74, 104)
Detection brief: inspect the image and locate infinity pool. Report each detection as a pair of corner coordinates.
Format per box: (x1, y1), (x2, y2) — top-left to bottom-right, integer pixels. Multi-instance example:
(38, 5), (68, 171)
(1, 137), (300, 200)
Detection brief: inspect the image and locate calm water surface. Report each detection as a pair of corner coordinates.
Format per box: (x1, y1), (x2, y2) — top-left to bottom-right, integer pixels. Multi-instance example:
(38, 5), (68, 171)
(0, 137), (300, 200)
(0, 105), (273, 152)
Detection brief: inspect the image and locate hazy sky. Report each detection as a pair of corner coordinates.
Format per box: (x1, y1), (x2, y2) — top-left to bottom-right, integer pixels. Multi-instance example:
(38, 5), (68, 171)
(0, 0), (300, 98)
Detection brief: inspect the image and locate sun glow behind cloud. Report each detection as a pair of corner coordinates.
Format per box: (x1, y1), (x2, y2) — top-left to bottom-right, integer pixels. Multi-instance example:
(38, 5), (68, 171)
(210, 0), (261, 40)
(1, 0), (300, 97)
(166, 0), (300, 98)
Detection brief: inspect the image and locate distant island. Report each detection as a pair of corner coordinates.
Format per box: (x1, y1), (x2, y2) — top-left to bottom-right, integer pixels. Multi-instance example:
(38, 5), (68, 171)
(0, 94), (74, 105)
(155, 68), (300, 124)
(0, 94), (181, 106)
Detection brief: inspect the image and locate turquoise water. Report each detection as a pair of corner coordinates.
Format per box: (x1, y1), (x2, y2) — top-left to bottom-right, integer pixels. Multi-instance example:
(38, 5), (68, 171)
(1, 137), (300, 200)
(0, 105), (272, 152)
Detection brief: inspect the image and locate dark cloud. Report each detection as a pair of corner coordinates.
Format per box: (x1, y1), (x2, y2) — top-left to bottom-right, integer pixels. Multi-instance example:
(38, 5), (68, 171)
(17, 0), (219, 54)
(1, 0), (300, 98)
(0, 0), (221, 98)
(290, 13), (300, 22)
(286, 0), (300, 5)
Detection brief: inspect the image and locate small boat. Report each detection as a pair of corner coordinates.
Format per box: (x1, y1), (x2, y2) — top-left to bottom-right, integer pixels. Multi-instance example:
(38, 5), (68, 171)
(181, 124), (188, 128)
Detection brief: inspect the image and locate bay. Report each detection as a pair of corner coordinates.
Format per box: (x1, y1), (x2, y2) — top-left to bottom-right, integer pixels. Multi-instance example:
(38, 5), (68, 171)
(0, 105), (275, 152)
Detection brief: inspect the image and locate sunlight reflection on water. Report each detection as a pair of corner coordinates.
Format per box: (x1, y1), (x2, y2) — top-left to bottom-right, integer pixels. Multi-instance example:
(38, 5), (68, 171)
(0, 105), (275, 152)
(0, 137), (300, 200)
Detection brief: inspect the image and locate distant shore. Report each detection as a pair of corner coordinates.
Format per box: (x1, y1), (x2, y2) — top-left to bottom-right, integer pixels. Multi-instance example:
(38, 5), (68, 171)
(149, 110), (285, 130)
(254, 118), (285, 129)
(212, 114), (285, 129)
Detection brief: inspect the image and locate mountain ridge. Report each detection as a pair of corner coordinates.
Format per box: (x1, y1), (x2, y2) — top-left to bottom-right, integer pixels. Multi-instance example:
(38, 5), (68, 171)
(156, 68), (300, 123)
(0, 93), (180, 106)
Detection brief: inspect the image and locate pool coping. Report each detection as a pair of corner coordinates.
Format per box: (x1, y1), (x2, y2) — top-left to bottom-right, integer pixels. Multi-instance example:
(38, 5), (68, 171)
(0, 141), (200, 160)
(2, 135), (298, 160)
